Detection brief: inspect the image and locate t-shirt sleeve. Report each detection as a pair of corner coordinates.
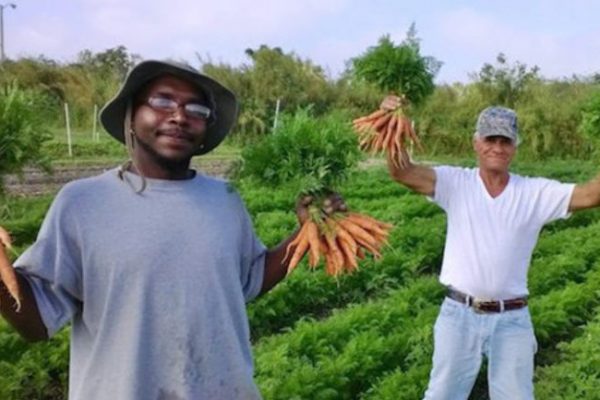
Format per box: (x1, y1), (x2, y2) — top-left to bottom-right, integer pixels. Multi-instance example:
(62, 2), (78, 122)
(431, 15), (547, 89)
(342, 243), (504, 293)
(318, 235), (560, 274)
(235, 197), (266, 303)
(14, 188), (83, 337)
(431, 166), (457, 211)
(531, 177), (576, 224)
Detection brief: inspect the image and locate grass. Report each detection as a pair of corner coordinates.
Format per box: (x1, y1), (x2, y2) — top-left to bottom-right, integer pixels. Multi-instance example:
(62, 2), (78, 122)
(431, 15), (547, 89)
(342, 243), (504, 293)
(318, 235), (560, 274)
(44, 126), (242, 166)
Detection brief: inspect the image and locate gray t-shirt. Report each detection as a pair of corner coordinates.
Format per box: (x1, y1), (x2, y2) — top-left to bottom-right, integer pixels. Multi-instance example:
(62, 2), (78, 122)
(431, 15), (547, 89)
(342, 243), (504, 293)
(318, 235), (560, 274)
(15, 169), (266, 400)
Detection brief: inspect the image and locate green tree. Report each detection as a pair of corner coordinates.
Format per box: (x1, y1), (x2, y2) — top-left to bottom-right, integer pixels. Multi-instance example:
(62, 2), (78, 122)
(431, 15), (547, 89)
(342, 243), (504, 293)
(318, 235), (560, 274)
(76, 45), (140, 81)
(244, 45), (334, 115)
(578, 89), (600, 157)
(199, 45), (335, 139)
(0, 84), (51, 193)
(470, 53), (540, 108)
(74, 46), (141, 123)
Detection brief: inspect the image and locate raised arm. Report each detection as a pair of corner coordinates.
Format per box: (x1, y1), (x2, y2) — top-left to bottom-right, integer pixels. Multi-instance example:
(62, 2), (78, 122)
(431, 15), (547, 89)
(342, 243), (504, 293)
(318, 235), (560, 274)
(387, 146), (436, 196)
(569, 174), (600, 212)
(379, 95), (436, 196)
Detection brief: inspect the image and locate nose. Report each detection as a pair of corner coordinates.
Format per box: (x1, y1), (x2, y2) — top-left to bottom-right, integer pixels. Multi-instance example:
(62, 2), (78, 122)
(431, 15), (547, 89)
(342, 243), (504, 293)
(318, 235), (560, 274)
(489, 138), (509, 152)
(170, 105), (188, 123)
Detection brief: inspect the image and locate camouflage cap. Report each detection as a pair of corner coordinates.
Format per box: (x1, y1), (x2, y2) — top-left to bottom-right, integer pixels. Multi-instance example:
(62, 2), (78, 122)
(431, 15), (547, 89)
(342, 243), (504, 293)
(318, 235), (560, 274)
(475, 106), (519, 144)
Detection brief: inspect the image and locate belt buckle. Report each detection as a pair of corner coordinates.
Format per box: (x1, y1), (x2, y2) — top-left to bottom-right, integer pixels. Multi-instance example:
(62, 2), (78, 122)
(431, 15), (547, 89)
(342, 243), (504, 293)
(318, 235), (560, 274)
(472, 298), (492, 314)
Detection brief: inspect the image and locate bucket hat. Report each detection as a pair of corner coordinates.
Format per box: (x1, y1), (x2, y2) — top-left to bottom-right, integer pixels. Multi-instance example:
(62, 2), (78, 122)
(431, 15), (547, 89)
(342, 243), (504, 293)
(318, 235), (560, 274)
(100, 60), (238, 155)
(475, 106), (519, 144)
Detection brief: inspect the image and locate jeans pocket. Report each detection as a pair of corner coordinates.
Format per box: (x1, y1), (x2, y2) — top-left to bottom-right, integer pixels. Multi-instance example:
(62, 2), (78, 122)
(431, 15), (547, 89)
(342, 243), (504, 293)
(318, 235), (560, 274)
(440, 298), (460, 317)
(435, 299), (462, 330)
(501, 309), (538, 353)
(505, 309), (534, 330)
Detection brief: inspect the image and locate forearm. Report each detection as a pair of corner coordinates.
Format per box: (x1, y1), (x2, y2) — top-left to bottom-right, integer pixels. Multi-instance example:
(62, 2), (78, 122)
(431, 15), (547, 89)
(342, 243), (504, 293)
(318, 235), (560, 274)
(260, 227), (302, 295)
(387, 150), (416, 182)
(570, 174), (600, 212)
(0, 271), (49, 342)
(386, 151), (436, 196)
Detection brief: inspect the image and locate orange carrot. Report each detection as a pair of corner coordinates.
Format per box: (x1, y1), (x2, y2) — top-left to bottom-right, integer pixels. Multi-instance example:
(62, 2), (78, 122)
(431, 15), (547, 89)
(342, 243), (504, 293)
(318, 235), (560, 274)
(384, 114), (397, 150)
(372, 112), (392, 131)
(305, 221), (321, 268)
(351, 212), (394, 230)
(324, 232), (344, 276)
(390, 117), (403, 168)
(282, 222), (309, 264)
(372, 128), (387, 153)
(331, 220), (358, 255)
(324, 250), (336, 276)
(353, 109), (387, 124)
(337, 237), (359, 272)
(346, 213), (390, 237)
(357, 240), (383, 260)
(356, 247), (366, 260)
(407, 119), (423, 151)
(0, 245), (21, 312)
(287, 231), (310, 274)
(337, 219), (379, 249)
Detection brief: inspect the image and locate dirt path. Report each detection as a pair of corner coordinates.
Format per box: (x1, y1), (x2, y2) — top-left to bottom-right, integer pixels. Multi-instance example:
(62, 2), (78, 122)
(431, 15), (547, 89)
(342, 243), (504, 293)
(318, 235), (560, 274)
(3, 159), (237, 196)
(3, 157), (386, 197)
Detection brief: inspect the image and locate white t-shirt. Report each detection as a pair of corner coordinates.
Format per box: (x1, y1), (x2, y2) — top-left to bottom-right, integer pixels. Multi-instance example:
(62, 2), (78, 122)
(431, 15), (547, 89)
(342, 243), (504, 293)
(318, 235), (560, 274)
(432, 166), (575, 299)
(15, 169), (266, 400)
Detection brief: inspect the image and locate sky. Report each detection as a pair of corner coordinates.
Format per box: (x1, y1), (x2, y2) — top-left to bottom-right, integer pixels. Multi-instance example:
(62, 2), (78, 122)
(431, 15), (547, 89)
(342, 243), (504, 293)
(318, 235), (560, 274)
(4, 0), (600, 84)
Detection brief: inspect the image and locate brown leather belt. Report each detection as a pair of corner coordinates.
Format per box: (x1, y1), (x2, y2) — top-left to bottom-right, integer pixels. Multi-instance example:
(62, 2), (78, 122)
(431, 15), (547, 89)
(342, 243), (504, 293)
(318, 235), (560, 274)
(447, 288), (528, 314)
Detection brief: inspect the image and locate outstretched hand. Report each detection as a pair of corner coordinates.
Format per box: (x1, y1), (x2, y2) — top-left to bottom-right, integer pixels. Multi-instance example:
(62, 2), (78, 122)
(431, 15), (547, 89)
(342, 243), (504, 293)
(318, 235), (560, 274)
(295, 192), (348, 225)
(380, 95), (404, 111)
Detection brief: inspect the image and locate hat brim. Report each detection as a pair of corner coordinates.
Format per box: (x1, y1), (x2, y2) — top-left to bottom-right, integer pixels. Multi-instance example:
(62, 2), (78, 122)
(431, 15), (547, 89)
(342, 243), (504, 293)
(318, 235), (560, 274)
(476, 132), (520, 145)
(100, 60), (238, 155)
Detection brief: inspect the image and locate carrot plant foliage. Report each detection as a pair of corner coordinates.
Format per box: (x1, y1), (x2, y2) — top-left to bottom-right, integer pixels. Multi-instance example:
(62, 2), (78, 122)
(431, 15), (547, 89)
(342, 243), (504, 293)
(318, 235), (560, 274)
(236, 108), (361, 195)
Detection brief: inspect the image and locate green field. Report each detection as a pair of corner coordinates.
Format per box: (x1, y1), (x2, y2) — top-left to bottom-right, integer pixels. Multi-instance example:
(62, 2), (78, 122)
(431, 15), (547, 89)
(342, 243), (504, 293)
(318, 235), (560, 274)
(1, 157), (600, 399)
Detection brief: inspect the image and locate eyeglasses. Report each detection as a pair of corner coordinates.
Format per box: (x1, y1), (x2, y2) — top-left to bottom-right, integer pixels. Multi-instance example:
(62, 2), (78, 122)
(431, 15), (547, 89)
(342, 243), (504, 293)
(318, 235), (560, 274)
(146, 95), (212, 121)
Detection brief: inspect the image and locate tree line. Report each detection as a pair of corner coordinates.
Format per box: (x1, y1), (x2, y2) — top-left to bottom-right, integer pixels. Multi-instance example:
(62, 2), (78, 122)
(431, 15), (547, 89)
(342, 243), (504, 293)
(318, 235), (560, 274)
(1, 29), (600, 163)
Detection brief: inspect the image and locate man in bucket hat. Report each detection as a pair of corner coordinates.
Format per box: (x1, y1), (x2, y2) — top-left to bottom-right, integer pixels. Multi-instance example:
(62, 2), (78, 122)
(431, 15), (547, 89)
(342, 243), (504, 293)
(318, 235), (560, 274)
(0, 60), (345, 399)
(382, 96), (600, 399)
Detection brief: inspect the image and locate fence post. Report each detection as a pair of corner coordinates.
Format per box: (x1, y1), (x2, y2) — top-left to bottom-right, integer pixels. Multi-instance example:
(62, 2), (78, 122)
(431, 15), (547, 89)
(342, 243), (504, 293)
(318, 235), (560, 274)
(272, 98), (281, 133)
(92, 104), (98, 142)
(64, 102), (73, 157)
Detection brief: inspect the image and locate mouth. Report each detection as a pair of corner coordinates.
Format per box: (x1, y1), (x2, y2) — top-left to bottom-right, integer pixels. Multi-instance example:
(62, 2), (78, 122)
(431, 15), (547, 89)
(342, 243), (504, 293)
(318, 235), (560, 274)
(158, 129), (193, 144)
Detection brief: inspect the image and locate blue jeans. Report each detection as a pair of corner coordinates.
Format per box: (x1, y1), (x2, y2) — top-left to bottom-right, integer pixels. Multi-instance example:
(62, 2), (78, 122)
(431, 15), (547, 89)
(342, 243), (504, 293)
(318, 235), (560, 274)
(423, 297), (537, 400)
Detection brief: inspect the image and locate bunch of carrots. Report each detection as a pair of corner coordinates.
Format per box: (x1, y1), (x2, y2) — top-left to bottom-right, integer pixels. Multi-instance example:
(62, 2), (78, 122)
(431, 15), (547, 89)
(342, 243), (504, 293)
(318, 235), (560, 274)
(352, 94), (422, 168)
(283, 206), (392, 277)
(0, 226), (21, 312)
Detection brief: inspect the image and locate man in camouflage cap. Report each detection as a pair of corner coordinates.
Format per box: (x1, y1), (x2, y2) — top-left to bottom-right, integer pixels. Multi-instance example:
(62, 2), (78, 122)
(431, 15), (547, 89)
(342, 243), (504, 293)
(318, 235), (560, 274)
(382, 96), (600, 399)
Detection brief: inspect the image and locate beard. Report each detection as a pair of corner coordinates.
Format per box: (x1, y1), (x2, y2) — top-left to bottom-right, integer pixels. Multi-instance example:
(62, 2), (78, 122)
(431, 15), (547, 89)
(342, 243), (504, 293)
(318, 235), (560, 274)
(133, 132), (197, 173)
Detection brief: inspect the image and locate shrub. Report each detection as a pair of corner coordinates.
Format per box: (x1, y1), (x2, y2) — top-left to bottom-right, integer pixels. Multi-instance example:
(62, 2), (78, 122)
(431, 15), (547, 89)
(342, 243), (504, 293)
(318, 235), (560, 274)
(0, 83), (52, 193)
(578, 89), (600, 158)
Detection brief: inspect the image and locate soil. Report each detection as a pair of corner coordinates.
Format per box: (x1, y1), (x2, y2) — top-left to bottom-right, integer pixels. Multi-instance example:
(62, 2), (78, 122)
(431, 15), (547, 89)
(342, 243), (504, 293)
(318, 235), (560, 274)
(3, 158), (384, 197)
(3, 159), (237, 196)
